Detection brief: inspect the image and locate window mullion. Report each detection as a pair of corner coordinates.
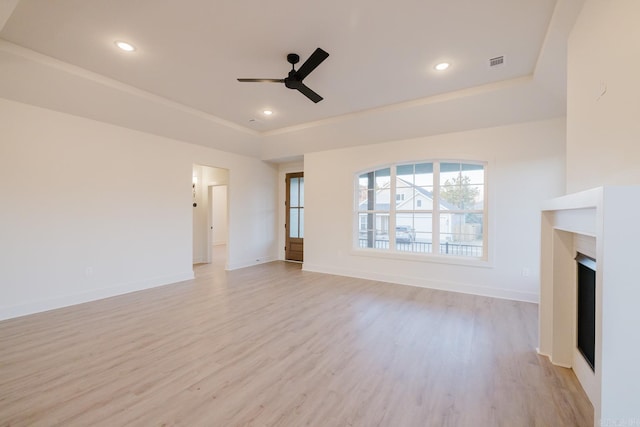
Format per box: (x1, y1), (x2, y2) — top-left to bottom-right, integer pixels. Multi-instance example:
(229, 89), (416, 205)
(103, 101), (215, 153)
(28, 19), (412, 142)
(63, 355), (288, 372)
(432, 162), (441, 254)
(483, 165), (488, 258)
(390, 166), (397, 251)
(367, 172), (375, 248)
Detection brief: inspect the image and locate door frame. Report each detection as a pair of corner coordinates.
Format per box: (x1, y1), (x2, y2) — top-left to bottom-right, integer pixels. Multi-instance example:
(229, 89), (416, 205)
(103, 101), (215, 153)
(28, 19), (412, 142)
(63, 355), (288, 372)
(285, 172), (304, 262)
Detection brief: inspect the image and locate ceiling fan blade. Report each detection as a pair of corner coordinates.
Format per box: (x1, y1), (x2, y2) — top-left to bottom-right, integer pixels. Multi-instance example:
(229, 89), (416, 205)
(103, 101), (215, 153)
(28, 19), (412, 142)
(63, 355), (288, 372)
(297, 83), (323, 103)
(295, 48), (329, 81)
(237, 78), (285, 83)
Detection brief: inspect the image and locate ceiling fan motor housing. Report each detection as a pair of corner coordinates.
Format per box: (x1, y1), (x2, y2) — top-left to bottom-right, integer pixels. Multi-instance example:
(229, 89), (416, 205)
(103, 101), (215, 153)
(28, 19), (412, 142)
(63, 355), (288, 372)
(287, 53), (300, 65)
(285, 70), (301, 89)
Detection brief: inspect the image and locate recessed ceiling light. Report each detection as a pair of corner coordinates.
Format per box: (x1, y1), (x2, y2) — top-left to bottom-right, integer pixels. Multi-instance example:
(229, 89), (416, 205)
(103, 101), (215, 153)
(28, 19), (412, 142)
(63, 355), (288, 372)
(434, 62), (450, 71)
(115, 41), (136, 52)
(263, 110), (273, 116)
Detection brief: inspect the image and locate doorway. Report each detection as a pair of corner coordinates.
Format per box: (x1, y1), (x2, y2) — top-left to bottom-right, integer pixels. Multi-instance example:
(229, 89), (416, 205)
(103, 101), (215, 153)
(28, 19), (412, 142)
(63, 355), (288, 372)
(285, 172), (304, 262)
(192, 164), (228, 267)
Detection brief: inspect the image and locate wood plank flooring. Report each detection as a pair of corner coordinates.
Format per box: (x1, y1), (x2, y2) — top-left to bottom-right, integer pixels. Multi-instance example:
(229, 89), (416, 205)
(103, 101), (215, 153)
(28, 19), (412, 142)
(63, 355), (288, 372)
(0, 257), (593, 426)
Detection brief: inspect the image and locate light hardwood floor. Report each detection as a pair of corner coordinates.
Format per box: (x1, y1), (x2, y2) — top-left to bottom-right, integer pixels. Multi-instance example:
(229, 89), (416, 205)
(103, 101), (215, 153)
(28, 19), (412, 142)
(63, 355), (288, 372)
(0, 255), (592, 426)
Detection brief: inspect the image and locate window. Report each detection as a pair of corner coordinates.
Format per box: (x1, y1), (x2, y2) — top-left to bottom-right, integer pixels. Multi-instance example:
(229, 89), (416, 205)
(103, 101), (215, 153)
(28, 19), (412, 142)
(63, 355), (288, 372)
(356, 161), (486, 258)
(357, 168), (390, 250)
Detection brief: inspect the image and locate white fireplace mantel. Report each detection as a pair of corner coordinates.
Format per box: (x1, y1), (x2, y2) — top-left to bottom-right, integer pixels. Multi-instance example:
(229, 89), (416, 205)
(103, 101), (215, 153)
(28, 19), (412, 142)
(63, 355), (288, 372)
(540, 186), (640, 425)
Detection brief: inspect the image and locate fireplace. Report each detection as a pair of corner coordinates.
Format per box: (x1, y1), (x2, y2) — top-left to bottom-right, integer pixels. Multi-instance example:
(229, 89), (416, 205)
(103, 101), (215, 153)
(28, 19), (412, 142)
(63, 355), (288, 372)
(576, 253), (595, 371)
(540, 186), (640, 425)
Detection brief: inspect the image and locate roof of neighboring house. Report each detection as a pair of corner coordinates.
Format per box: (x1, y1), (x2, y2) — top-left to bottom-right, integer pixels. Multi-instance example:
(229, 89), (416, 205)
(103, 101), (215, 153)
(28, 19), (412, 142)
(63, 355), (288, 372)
(359, 177), (458, 211)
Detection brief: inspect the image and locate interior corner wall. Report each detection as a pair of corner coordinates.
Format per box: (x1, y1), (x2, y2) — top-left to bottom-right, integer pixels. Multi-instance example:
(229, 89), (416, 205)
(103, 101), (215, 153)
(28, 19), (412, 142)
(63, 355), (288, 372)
(0, 98), (278, 321)
(566, 0), (640, 193)
(303, 118), (566, 302)
(192, 164), (206, 264)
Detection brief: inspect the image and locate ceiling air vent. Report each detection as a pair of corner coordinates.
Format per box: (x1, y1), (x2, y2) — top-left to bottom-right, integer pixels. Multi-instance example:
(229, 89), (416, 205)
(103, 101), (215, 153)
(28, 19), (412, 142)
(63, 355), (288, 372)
(489, 56), (505, 67)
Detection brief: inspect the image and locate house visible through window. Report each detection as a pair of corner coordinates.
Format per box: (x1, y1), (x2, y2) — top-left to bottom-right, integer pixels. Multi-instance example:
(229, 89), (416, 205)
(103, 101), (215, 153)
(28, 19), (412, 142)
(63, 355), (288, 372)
(356, 161), (486, 258)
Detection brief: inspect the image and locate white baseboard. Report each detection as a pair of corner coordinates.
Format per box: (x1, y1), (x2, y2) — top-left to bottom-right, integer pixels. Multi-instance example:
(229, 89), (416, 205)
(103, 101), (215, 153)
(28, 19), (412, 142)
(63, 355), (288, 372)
(226, 255), (277, 271)
(536, 349), (573, 367)
(302, 263), (539, 303)
(0, 270), (194, 321)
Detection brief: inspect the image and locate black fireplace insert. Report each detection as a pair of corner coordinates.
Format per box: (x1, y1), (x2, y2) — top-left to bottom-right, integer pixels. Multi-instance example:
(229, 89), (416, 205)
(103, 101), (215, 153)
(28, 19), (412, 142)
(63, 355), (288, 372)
(576, 253), (596, 371)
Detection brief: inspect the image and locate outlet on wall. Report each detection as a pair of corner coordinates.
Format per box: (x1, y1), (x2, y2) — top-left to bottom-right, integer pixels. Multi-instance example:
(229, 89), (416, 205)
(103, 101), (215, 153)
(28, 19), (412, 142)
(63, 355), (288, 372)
(85, 266), (93, 277)
(521, 267), (531, 277)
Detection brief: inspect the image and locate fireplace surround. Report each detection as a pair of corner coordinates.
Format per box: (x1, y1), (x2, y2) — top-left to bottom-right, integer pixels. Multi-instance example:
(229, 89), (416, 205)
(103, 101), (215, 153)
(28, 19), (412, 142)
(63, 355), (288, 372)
(539, 186), (640, 425)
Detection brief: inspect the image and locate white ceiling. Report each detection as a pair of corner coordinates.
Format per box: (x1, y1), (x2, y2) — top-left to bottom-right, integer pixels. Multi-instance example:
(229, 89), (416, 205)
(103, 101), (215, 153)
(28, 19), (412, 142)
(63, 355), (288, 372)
(0, 0), (584, 159)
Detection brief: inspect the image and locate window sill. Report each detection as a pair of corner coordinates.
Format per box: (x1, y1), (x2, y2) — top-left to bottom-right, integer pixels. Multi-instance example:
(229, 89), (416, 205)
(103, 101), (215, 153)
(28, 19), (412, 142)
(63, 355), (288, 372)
(350, 247), (493, 268)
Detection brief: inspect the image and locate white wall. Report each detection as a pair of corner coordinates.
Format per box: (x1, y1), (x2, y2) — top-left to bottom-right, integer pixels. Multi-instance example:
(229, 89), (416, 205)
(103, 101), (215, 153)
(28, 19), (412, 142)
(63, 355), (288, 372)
(566, 0), (640, 192)
(303, 118), (566, 302)
(563, 2), (640, 423)
(0, 98), (278, 320)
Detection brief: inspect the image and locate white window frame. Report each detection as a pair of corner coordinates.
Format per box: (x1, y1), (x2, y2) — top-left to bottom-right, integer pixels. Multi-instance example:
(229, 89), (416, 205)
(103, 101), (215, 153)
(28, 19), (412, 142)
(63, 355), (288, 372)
(354, 160), (488, 262)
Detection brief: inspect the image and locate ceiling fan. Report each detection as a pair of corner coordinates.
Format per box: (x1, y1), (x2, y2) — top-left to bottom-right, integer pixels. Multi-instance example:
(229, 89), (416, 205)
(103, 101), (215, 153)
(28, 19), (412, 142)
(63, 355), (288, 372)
(237, 48), (329, 103)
